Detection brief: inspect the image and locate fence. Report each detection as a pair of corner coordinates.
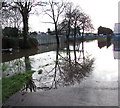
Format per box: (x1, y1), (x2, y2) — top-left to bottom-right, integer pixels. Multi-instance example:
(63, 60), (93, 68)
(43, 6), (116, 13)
(32, 35), (65, 45)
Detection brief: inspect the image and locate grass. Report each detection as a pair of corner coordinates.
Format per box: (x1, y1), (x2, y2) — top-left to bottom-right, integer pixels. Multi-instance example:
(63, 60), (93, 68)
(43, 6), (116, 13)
(2, 37), (38, 49)
(2, 70), (35, 101)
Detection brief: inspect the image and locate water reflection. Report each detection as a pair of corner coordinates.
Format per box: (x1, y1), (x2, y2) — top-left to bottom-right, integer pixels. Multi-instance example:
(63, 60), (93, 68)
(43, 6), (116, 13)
(98, 36), (112, 49)
(2, 55), (37, 92)
(2, 58), (25, 77)
(22, 56), (36, 92)
(113, 35), (120, 59)
(84, 40), (118, 82)
(114, 51), (120, 59)
(32, 41), (94, 90)
(2, 38), (118, 92)
(59, 56), (94, 86)
(2, 43), (65, 62)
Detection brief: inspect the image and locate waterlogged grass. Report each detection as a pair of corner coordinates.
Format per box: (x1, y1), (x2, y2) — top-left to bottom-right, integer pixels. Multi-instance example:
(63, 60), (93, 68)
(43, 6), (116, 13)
(38, 69), (43, 74)
(85, 36), (97, 41)
(2, 64), (9, 71)
(97, 36), (106, 40)
(2, 70), (35, 101)
(84, 36), (107, 41)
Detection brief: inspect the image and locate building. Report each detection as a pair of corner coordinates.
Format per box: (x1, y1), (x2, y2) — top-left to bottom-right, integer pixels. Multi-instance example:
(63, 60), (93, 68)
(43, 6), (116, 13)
(113, 23), (120, 51)
(114, 23), (120, 34)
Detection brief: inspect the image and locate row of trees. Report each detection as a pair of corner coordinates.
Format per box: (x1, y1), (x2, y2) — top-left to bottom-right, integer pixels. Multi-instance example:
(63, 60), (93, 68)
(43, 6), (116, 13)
(2, 0), (94, 49)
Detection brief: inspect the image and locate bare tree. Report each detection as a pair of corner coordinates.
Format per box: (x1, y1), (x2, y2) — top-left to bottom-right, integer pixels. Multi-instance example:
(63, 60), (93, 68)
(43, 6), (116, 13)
(2, 1), (46, 48)
(2, 2), (14, 27)
(42, 0), (67, 88)
(44, 0), (66, 48)
(58, 3), (94, 63)
(62, 5), (82, 63)
(14, 1), (36, 48)
(1, 2), (23, 29)
(10, 6), (22, 29)
(15, 1), (47, 48)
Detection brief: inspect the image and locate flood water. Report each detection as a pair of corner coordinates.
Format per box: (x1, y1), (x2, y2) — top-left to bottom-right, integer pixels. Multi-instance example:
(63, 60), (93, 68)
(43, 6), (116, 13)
(2, 39), (118, 92)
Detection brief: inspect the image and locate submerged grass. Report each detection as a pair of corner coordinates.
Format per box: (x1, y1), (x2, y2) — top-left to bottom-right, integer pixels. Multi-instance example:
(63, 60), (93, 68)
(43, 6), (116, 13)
(38, 69), (43, 74)
(2, 70), (35, 101)
(85, 36), (97, 41)
(97, 36), (106, 40)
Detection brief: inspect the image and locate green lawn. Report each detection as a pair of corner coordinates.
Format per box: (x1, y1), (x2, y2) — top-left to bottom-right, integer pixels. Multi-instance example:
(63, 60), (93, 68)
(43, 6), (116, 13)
(2, 70), (35, 101)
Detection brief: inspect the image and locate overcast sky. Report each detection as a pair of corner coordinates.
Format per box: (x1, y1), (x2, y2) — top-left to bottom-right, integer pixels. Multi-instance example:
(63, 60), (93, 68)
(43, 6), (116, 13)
(29, 0), (119, 33)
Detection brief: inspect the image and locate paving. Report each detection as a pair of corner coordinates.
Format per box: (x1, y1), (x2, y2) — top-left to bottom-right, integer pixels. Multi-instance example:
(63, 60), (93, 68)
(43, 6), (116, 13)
(3, 80), (118, 106)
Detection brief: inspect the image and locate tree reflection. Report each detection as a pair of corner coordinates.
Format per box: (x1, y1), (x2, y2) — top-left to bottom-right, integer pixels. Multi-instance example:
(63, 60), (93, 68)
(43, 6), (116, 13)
(22, 56), (36, 92)
(59, 57), (94, 86)
(113, 35), (120, 59)
(19, 56), (36, 92)
(40, 41), (94, 90)
(24, 56), (31, 71)
(98, 36), (112, 49)
(106, 36), (112, 48)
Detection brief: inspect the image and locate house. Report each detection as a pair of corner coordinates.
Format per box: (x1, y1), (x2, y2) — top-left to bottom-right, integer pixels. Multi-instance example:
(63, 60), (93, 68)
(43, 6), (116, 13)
(114, 23), (120, 34)
(113, 23), (120, 51)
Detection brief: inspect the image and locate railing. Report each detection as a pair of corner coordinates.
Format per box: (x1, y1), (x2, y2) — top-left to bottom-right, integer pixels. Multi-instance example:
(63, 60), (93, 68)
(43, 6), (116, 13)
(32, 35), (65, 45)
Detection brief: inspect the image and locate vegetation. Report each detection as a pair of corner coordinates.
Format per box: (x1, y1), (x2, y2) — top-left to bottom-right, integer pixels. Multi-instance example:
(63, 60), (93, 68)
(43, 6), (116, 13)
(2, 70), (35, 101)
(3, 27), (19, 37)
(44, 0), (66, 48)
(97, 36), (106, 40)
(98, 26), (113, 35)
(1, 1), (115, 106)
(2, 1), (45, 48)
(2, 37), (38, 49)
(85, 36), (97, 41)
(38, 69), (43, 74)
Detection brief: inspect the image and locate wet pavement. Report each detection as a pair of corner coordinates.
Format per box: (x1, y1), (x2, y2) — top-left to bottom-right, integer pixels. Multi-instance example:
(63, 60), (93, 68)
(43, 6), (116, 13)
(3, 80), (118, 106)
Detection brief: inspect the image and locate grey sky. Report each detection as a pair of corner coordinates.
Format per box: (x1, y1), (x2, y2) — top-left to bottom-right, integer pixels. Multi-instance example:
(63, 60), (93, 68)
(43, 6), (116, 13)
(29, 0), (119, 33)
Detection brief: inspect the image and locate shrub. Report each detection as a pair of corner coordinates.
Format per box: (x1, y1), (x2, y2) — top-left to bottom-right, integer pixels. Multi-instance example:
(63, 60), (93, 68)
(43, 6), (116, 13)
(3, 27), (19, 37)
(2, 37), (38, 49)
(2, 37), (19, 49)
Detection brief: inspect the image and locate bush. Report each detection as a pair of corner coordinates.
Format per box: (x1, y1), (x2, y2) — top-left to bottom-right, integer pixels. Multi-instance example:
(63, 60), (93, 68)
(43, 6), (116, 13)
(2, 37), (9, 49)
(2, 37), (38, 49)
(3, 27), (19, 37)
(2, 37), (19, 49)
(8, 38), (19, 48)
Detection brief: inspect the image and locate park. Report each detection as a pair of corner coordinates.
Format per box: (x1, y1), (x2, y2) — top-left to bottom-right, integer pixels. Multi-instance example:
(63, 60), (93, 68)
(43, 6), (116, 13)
(1, 0), (119, 107)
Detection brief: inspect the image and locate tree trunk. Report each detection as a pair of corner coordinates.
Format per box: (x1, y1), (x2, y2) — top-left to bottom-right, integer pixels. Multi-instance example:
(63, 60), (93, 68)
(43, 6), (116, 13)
(82, 24), (85, 60)
(73, 21), (77, 64)
(25, 56), (31, 71)
(66, 19), (71, 63)
(55, 23), (60, 49)
(22, 12), (29, 48)
(52, 45), (59, 89)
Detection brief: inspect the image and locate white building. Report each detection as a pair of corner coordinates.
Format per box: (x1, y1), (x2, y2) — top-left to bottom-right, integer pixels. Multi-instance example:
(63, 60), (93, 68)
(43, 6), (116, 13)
(114, 23), (120, 34)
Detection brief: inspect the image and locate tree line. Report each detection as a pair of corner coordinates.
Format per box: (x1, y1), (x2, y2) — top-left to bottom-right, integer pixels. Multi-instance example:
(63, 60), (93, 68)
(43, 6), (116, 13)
(1, 0), (94, 49)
